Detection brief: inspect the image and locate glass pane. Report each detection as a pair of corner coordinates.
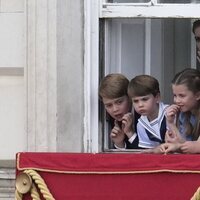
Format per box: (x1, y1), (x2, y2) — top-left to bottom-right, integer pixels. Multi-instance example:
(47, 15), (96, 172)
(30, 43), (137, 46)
(107, 0), (150, 3)
(101, 18), (198, 150)
(107, 0), (200, 3)
(103, 18), (198, 101)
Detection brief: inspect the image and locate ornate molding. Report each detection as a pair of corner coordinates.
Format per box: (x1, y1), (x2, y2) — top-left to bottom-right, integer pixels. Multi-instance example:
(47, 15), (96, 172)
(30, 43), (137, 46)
(0, 168), (15, 198)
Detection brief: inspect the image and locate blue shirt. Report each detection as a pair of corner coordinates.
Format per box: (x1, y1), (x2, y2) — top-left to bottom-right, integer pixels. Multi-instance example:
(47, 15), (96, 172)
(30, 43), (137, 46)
(179, 112), (196, 141)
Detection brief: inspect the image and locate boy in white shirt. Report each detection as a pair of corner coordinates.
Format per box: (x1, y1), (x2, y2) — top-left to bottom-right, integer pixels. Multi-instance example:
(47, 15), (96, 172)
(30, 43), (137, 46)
(128, 75), (168, 149)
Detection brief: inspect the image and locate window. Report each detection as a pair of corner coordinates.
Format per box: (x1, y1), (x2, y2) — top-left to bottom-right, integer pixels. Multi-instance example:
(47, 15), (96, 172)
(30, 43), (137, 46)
(84, 0), (200, 152)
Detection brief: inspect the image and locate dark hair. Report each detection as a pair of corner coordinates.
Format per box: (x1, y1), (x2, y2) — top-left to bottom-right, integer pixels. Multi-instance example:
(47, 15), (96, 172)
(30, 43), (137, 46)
(99, 73), (129, 100)
(192, 20), (200, 34)
(128, 75), (160, 98)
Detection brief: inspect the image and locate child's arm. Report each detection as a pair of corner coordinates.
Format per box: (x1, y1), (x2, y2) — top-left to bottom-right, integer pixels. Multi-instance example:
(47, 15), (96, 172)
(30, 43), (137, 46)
(165, 105), (185, 143)
(165, 129), (185, 144)
(180, 141), (200, 154)
(110, 121), (126, 148)
(165, 104), (179, 125)
(121, 112), (137, 140)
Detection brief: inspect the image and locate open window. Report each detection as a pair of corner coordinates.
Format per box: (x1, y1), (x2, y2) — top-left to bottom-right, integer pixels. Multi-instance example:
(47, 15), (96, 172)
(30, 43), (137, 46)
(84, 0), (200, 152)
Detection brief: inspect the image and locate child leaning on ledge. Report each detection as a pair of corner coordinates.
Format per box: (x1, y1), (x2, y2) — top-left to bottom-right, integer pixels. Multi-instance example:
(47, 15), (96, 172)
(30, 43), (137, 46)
(159, 68), (200, 154)
(99, 73), (140, 149)
(128, 75), (168, 150)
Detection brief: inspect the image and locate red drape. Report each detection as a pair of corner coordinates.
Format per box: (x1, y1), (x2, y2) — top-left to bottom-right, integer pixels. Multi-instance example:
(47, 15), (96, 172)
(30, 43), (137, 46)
(16, 152), (200, 200)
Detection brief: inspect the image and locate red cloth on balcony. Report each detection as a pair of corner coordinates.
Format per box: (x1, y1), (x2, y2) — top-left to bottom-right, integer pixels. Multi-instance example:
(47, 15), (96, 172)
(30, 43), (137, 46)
(16, 152), (200, 200)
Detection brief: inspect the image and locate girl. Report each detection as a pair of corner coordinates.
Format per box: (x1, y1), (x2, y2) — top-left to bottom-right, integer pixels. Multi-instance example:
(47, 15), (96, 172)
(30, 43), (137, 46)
(160, 68), (200, 154)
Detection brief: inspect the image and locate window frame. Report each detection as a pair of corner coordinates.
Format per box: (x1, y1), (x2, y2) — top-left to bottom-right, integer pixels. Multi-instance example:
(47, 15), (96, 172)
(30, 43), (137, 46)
(101, 3), (200, 18)
(84, 0), (200, 153)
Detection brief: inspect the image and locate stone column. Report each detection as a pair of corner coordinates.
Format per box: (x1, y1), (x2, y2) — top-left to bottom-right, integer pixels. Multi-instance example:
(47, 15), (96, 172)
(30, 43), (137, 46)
(26, 0), (57, 151)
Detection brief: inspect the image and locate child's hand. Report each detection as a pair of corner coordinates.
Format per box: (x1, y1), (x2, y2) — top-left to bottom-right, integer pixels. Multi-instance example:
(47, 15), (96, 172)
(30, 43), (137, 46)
(165, 129), (180, 143)
(180, 141), (200, 154)
(121, 112), (134, 138)
(159, 143), (180, 154)
(165, 129), (185, 144)
(110, 120), (125, 148)
(165, 104), (180, 124)
(144, 145), (165, 154)
(165, 130), (176, 143)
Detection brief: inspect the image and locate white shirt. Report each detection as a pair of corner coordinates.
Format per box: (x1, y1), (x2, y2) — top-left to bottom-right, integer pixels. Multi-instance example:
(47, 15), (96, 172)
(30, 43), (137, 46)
(137, 102), (168, 148)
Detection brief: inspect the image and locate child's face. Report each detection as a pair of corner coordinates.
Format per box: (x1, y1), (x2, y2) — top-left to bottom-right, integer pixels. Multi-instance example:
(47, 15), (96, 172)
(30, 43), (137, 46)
(103, 95), (131, 121)
(172, 84), (200, 113)
(131, 94), (159, 120)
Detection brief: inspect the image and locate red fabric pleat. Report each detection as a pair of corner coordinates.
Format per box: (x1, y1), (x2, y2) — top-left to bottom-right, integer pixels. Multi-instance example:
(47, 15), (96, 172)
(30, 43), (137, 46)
(16, 152), (200, 200)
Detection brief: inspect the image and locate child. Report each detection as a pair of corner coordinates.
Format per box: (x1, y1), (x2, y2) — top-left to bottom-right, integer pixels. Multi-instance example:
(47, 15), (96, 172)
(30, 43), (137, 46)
(99, 73), (139, 149)
(159, 68), (200, 154)
(128, 75), (168, 149)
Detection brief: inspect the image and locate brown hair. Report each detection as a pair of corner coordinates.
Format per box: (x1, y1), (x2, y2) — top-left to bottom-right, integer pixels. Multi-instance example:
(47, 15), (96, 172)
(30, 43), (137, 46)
(99, 73), (129, 100)
(128, 75), (160, 98)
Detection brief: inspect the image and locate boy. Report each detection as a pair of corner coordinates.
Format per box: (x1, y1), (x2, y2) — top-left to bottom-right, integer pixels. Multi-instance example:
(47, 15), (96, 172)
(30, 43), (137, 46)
(99, 73), (139, 149)
(128, 75), (168, 149)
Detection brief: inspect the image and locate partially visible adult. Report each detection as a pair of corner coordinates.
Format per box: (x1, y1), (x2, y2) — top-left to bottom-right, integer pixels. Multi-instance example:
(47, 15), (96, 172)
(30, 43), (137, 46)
(192, 19), (200, 69)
